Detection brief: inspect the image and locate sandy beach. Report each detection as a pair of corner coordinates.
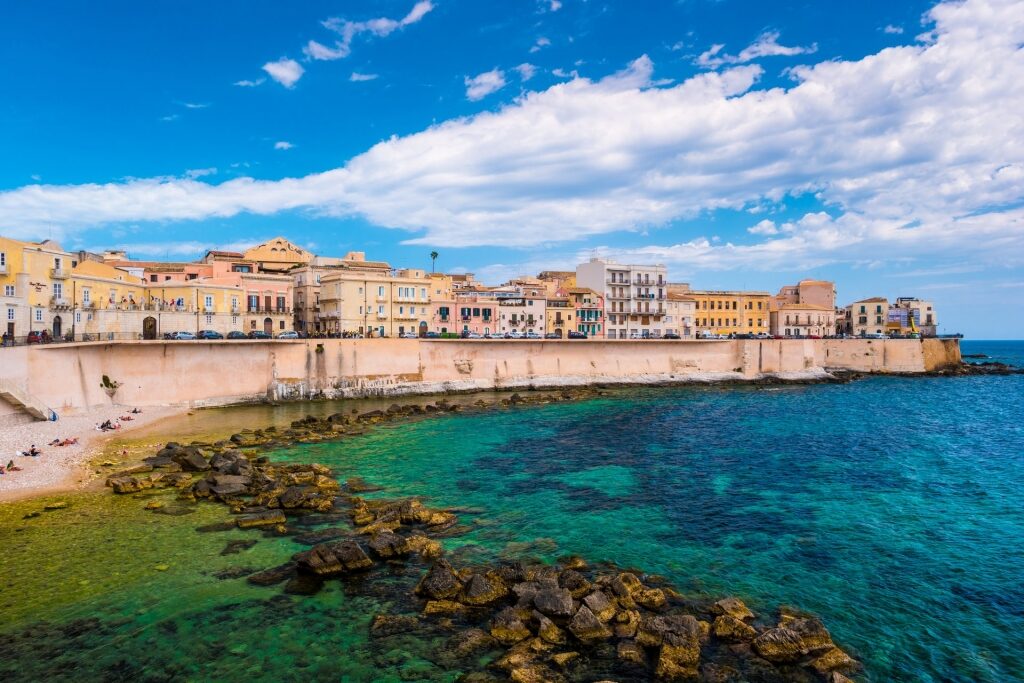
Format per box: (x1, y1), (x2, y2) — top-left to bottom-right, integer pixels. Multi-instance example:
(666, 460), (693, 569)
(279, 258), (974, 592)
(0, 405), (186, 503)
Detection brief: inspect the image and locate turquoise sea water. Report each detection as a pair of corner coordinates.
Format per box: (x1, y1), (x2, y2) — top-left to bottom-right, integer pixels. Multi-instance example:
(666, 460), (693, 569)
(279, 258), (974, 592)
(1, 340), (1022, 682)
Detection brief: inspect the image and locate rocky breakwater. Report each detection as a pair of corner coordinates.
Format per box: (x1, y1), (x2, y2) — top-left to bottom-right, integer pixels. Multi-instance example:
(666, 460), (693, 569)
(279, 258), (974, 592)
(101, 392), (861, 682)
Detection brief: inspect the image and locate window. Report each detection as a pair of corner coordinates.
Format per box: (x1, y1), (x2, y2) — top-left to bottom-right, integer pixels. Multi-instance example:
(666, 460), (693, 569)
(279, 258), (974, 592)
(35, 308), (43, 322)
(206, 314), (213, 324)
(82, 288), (90, 305)
(150, 274), (157, 282)
(378, 286), (385, 297)
(420, 288), (426, 299)
(4, 285), (14, 297)
(6, 308), (13, 321)
(53, 283), (63, 300)
(0, 252), (5, 267)
(378, 305), (384, 314)
(231, 297), (238, 310)
(280, 320), (285, 330)
(204, 295), (214, 310)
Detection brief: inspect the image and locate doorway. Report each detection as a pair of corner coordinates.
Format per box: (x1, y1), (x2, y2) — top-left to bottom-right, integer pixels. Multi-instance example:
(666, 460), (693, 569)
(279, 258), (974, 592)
(52, 316), (62, 339)
(143, 316), (157, 340)
(263, 317), (273, 335)
(419, 321), (428, 338)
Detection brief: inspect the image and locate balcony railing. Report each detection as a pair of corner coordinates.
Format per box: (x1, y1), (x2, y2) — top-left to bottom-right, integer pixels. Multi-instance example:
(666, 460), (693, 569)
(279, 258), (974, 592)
(49, 297), (71, 309)
(50, 268), (69, 280)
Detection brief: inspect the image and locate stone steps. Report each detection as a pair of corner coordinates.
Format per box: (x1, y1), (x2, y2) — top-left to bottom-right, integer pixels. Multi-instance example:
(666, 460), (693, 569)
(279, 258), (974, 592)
(0, 379), (52, 421)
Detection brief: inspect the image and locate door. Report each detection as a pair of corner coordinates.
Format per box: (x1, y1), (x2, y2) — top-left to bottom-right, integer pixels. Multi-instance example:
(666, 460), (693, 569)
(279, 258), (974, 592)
(52, 316), (62, 339)
(263, 317), (273, 335)
(419, 321), (428, 338)
(143, 316), (157, 340)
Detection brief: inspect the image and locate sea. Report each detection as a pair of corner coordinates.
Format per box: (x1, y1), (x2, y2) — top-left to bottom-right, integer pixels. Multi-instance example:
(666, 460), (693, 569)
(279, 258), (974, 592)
(0, 339), (1021, 682)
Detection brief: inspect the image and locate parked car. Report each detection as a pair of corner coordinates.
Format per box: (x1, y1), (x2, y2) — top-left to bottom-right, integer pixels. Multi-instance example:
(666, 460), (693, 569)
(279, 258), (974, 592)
(505, 331), (522, 339)
(162, 331), (177, 340)
(277, 330), (300, 339)
(226, 331), (247, 339)
(544, 332), (561, 339)
(864, 332), (886, 339)
(171, 331), (196, 340)
(567, 331), (587, 339)
(663, 332), (681, 339)
(26, 330), (45, 344)
(754, 332), (772, 339)
(524, 331), (542, 339)
(460, 330), (482, 339)
(398, 332), (418, 339)
(248, 330), (272, 339)
(197, 330), (223, 340)
(424, 331), (441, 338)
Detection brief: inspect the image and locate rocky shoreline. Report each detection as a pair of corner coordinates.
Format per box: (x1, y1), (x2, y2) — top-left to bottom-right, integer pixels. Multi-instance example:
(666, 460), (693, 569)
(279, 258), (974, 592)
(97, 391), (862, 682)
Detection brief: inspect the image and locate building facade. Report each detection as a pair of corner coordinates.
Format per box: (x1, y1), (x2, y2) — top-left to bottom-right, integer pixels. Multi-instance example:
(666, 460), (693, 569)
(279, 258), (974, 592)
(890, 297), (937, 336)
(319, 268), (432, 337)
(846, 297), (889, 336)
(576, 258), (667, 338)
(670, 284), (770, 337)
(769, 304), (836, 337)
(664, 293), (696, 338)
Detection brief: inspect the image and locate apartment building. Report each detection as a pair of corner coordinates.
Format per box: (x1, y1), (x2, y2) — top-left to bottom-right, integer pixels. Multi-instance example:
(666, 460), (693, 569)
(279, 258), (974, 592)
(243, 237), (313, 274)
(292, 253), (393, 334)
(576, 258), (667, 338)
(769, 304), (836, 337)
(545, 296), (573, 337)
(670, 284), (770, 337)
(772, 279), (836, 311)
(664, 292), (696, 338)
(890, 297), (937, 337)
(495, 296), (546, 335)
(563, 288), (604, 337)
(451, 293), (498, 336)
(319, 267), (432, 337)
(846, 297), (889, 336)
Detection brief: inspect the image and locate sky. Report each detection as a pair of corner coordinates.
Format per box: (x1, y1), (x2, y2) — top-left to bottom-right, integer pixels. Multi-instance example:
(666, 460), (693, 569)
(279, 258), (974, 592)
(1, 0), (1022, 338)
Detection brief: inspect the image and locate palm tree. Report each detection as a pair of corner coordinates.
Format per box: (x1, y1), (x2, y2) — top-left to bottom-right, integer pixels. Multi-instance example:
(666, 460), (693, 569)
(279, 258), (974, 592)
(430, 251), (439, 273)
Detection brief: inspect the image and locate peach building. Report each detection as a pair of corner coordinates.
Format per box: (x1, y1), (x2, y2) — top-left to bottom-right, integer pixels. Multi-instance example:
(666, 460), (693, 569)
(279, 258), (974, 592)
(769, 303), (836, 338)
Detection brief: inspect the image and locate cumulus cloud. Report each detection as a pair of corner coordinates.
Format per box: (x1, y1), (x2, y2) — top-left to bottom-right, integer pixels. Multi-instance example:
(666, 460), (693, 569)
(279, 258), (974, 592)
(234, 78), (265, 87)
(883, 24), (905, 34)
(530, 37), (552, 53)
(696, 30), (817, 69)
(747, 219), (779, 236)
(350, 72), (379, 82)
(305, 1), (435, 61)
(514, 63), (537, 82)
(274, 141), (294, 150)
(1, 0), (1023, 274)
(262, 58), (304, 88)
(464, 69), (507, 101)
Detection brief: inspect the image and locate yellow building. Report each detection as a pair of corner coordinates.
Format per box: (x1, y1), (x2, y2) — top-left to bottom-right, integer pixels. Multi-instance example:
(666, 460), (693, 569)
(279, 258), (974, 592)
(1, 237), (83, 341)
(319, 267), (433, 337)
(545, 296), (573, 337)
(243, 236), (313, 273)
(670, 284), (770, 337)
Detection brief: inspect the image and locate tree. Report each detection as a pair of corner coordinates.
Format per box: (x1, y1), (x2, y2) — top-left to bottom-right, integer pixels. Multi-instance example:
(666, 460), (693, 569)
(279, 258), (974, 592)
(430, 251), (439, 273)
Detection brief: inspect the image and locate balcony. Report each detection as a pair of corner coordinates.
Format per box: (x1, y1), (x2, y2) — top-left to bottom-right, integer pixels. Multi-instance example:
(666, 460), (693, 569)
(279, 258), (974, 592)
(394, 311), (418, 320)
(376, 312), (388, 320)
(376, 295), (387, 302)
(49, 297), (71, 310)
(50, 267), (69, 280)
(394, 295), (419, 303)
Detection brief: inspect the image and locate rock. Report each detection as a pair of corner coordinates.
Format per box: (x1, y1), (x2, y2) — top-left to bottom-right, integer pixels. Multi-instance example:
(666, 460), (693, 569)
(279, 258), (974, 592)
(827, 673), (856, 683)
(424, 600), (466, 616)
(550, 651), (578, 668)
(406, 533), (443, 559)
(144, 500), (164, 510)
(613, 609), (641, 638)
(295, 540), (373, 577)
(370, 614), (421, 637)
(279, 486), (313, 508)
(212, 566), (258, 580)
(559, 555), (587, 570)
(532, 612), (566, 645)
(609, 572), (644, 598)
(636, 614), (707, 649)
(655, 632), (702, 681)
(617, 639), (646, 665)
(107, 475), (154, 494)
(490, 607), (532, 645)
(807, 646), (857, 674)
(712, 597), (754, 621)
(559, 569), (591, 598)
(533, 587), (575, 618)
(712, 615), (756, 642)
(444, 628), (497, 658)
(367, 531), (411, 559)
(415, 560), (463, 600)
(752, 617), (833, 662)
(283, 573), (324, 595)
(171, 447), (210, 472)
(567, 605), (612, 642)
(236, 510), (287, 528)
(346, 476), (382, 493)
(461, 573), (507, 606)
(635, 587), (667, 610)
(583, 590), (616, 621)
(220, 539), (258, 556)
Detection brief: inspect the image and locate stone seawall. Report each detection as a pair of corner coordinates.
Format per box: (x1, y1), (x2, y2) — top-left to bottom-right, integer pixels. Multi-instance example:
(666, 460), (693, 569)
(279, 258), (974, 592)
(0, 338), (961, 416)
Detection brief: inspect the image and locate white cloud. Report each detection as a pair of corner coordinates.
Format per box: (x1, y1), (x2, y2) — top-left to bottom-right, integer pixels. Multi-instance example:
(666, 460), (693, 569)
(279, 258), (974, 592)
(274, 141), (294, 150)
(514, 63), (537, 82)
(307, 1), (435, 62)
(159, 114), (180, 122)
(530, 37), (552, 53)
(696, 30), (817, 69)
(181, 102), (209, 109)
(234, 78), (266, 87)
(185, 168), (217, 179)
(464, 69), (507, 101)
(883, 24), (905, 35)
(747, 219), (779, 235)
(2, 0), (1023, 274)
(262, 58), (305, 88)
(350, 72), (379, 82)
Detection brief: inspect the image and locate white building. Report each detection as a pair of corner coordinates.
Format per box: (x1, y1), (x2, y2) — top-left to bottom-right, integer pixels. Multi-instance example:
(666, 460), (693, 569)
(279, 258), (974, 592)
(576, 258), (668, 338)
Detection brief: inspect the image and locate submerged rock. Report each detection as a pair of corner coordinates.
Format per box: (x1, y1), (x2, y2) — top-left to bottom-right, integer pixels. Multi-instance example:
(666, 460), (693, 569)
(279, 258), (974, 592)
(295, 540), (373, 577)
(752, 616), (834, 662)
(236, 510), (287, 528)
(415, 560), (463, 600)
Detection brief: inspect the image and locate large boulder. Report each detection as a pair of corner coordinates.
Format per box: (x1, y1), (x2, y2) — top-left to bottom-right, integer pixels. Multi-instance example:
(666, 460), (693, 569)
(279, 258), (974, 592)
(583, 590), (616, 622)
(171, 446), (210, 472)
(533, 587), (574, 618)
(295, 540), (373, 577)
(278, 485), (313, 508)
(490, 607), (532, 645)
(807, 646), (858, 675)
(367, 531), (411, 559)
(712, 597), (754, 621)
(415, 559), (462, 600)
(752, 617), (834, 662)
(106, 475), (155, 494)
(532, 611), (566, 645)
(558, 569), (591, 598)
(636, 614), (708, 649)
(235, 510), (287, 528)
(567, 605), (612, 642)
(655, 633), (702, 681)
(461, 573), (508, 606)
(712, 615), (756, 642)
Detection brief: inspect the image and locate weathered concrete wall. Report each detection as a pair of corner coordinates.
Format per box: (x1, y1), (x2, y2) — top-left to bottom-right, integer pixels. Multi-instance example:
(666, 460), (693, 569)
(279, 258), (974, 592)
(0, 338), (961, 415)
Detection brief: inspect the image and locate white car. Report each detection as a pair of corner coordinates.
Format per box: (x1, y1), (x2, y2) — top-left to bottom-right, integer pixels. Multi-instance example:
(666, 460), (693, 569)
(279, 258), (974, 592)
(524, 331), (542, 339)
(399, 332), (418, 339)
(277, 330), (300, 339)
(506, 331), (522, 339)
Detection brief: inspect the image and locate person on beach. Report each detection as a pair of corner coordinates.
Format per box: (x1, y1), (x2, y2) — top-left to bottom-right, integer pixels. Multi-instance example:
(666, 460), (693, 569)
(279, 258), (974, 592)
(6, 460), (20, 471)
(120, 414), (134, 421)
(26, 445), (41, 457)
(131, 408), (142, 414)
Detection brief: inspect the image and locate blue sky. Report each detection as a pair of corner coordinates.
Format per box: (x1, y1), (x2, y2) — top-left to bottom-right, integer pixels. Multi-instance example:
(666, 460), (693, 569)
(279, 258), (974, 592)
(2, 0), (1022, 337)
